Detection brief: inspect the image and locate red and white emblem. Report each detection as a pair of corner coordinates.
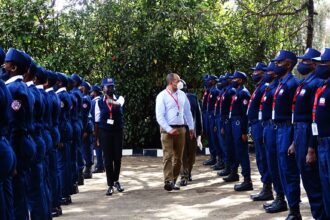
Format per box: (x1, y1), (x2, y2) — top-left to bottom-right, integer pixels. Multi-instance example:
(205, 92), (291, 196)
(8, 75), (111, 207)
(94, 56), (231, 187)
(243, 99), (248, 105)
(11, 100), (21, 111)
(319, 98), (326, 106)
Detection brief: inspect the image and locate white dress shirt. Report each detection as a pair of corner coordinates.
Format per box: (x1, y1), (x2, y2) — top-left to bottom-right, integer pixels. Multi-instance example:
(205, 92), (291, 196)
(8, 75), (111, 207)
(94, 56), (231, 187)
(155, 88), (194, 133)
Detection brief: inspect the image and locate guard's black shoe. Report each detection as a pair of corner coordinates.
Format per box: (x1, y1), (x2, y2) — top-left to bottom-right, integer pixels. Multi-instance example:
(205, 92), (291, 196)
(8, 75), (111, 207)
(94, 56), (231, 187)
(265, 195), (288, 213)
(67, 196), (72, 204)
(223, 172), (239, 182)
(164, 181), (173, 191)
(251, 183), (274, 201)
(57, 206), (62, 215)
(217, 168), (230, 177)
(60, 197), (70, 205)
(72, 183), (79, 194)
(114, 182), (124, 192)
(203, 158), (217, 166)
(211, 161), (225, 171)
(188, 174), (192, 181)
(234, 178), (253, 191)
(285, 207), (302, 220)
(78, 171), (84, 186)
(180, 179), (188, 186)
(83, 166), (93, 179)
(106, 186), (114, 196)
(52, 208), (60, 218)
(93, 168), (105, 173)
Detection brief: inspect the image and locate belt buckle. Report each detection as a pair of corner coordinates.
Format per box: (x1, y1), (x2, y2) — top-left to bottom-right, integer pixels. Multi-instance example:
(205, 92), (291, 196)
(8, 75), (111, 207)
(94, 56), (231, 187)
(236, 120), (240, 126)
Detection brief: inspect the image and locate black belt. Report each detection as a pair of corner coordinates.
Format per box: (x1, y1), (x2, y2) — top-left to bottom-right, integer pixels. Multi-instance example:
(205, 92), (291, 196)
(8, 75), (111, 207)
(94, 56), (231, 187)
(273, 120), (292, 126)
(170, 125), (185, 128)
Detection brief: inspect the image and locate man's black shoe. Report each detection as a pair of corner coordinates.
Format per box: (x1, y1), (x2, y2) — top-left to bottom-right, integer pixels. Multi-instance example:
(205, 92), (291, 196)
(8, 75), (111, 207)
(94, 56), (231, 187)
(211, 161), (225, 171)
(106, 187), (114, 196)
(223, 172), (239, 182)
(78, 171), (84, 186)
(114, 182), (124, 192)
(265, 195), (288, 213)
(164, 181), (173, 191)
(251, 183), (274, 201)
(93, 168), (105, 173)
(234, 179), (253, 191)
(52, 208), (60, 218)
(285, 207), (302, 220)
(203, 158), (216, 166)
(180, 179), (188, 186)
(83, 166), (93, 179)
(188, 174), (192, 181)
(217, 168), (230, 177)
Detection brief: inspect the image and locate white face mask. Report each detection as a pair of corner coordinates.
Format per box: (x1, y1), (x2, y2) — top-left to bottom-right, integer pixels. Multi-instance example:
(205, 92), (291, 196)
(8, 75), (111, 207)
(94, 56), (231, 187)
(177, 81), (183, 90)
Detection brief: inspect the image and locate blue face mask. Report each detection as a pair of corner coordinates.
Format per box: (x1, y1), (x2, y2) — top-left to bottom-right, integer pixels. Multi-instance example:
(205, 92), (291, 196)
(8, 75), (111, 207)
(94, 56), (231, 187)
(263, 74), (273, 83)
(315, 65), (330, 79)
(231, 81), (240, 88)
(297, 62), (313, 75)
(252, 74), (262, 83)
(273, 64), (287, 77)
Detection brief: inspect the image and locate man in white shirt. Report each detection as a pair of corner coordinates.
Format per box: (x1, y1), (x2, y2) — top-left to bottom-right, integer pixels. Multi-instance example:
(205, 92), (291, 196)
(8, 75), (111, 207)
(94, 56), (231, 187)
(155, 73), (194, 191)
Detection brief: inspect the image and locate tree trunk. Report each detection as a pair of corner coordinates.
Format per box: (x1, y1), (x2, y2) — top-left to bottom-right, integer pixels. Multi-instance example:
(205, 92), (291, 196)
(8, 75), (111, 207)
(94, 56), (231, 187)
(306, 0), (314, 48)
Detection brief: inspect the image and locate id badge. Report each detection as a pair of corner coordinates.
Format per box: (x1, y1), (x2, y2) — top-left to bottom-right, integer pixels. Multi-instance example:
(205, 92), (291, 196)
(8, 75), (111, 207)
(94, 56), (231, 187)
(311, 123), (318, 136)
(229, 112), (232, 119)
(258, 111), (262, 120)
(272, 110), (275, 120)
(107, 119), (114, 125)
(291, 113), (294, 124)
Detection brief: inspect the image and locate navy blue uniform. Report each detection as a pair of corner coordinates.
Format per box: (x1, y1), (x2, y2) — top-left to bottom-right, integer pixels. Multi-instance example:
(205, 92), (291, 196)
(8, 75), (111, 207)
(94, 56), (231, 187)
(273, 73), (300, 209)
(6, 75), (37, 220)
(201, 89), (210, 138)
(260, 79), (284, 198)
(91, 96), (104, 171)
(214, 89), (226, 163)
(229, 86), (251, 178)
(315, 79), (330, 217)
(0, 79), (16, 220)
(207, 87), (221, 158)
(292, 73), (326, 219)
(82, 94), (93, 168)
(247, 81), (271, 185)
(69, 92), (79, 189)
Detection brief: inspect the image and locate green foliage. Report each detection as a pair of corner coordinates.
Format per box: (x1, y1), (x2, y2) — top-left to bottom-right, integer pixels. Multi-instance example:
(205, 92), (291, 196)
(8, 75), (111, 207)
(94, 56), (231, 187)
(0, 0), (313, 148)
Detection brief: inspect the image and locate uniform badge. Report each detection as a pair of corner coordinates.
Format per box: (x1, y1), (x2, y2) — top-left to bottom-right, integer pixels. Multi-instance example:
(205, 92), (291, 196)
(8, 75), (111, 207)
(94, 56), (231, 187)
(210, 95), (212, 98)
(299, 89), (306, 96)
(61, 101), (65, 108)
(279, 89), (284, 95)
(11, 100), (21, 111)
(319, 97), (326, 106)
(263, 96), (267, 102)
(243, 99), (248, 105)
(83, 103), (88, 108)
(234, 96), (237, 100)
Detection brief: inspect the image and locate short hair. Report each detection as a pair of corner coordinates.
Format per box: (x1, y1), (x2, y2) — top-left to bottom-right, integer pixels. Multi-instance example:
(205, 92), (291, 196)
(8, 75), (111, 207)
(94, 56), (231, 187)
(166, 73), (175, 84)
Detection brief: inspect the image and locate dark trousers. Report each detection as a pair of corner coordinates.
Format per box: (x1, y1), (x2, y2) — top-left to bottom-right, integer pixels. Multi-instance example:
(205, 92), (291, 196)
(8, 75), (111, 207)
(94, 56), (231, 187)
(83, 134), (93, 167)
(224, 118), (235, 171)
(215, 116), (226, 162)
(99, 129), (123, 187)
(251, 121), (271, 184)
(207, 113), (218, 158)
(318, 137), (330, 217)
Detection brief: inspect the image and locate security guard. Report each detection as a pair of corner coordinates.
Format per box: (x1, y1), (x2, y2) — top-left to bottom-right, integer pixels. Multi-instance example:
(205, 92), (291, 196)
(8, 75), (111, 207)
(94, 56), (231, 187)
(80, 81), (93, 179)
(220, 73), (238, 180)
(207, 75), (224, 170)
(290, 48), (327, 220)
(272, 50), (301, 220)
(90, 85), (104, 173)
(71, 74), (84, 186)
(24, 59), (49, 220)
(45, 70), (63, 217)
(228, 71), (253, 191)
(0, 78), (16, 220)
(94, 78), (125, 196)
(312, 48), (330, 219)
(56, 73), (73, 205)
(4, 48), (37, 220)
(248, 62), (273, 201)
(260, 62), (288, 214)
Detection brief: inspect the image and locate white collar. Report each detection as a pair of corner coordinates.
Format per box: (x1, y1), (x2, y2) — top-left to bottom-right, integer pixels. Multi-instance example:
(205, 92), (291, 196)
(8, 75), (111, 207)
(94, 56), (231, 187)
(45, 87), (54, 92)
(5, 75), (23, 85)
(36, 85), (44, 89)
(26, 81), (34, 87)
(55, 87), (67, 94)
(92, 96), (101, 101)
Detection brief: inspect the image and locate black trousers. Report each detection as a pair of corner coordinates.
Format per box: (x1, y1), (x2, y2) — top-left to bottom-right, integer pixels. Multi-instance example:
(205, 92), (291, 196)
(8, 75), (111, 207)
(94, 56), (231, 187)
(99, 129), (123, 187)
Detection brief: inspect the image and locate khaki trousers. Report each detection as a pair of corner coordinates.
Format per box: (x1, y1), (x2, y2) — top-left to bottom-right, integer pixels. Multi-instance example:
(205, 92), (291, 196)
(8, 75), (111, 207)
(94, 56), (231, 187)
(180, 128), (197, 180)
(160, 127), (186, 183)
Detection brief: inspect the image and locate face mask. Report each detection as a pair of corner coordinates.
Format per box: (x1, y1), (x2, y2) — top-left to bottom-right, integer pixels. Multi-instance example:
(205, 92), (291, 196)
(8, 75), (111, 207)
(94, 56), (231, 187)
(297, 62), (313, 75)
(217, 83), (223, 90)
(252, 74), (262, 83)
(231, 81), (239, 88)
(273, 64), (287, 77)
(177, 81), (183, 90)
(315, 65), (330, 79)
(106, 90), (114, 96)
(263, 74), (273, 83)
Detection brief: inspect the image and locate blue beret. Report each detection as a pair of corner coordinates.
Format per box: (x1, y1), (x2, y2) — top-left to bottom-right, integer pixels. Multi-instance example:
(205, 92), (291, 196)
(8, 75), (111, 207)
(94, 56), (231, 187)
(207, 75), (218, 81)
(91, 84), (102, 93)
(71, 73), (82, 84)
(262, 61), (276, 72)
(272, 50), (297, 63)
(21, 51), (32, 68)
(57, 72), (68, 86)
(218, 75), (226, 82)
(232, 71), (247, 80)
(312, 48), (330, 62)
(102, 78), (115, 86)
(5, 48), (30, 69)
(0, 47), (5, 64)
(47, 70), (58, 83)
(36, 67), (48, 81)
(67, 76), (74, 85)
(297, 48), (321, 60)
(203, 74), (209, 81)
(81, 81), (91, 91)
(251, 62), (267, 71)
(29, 61), (38, 75)
(224, 72), (232, 80)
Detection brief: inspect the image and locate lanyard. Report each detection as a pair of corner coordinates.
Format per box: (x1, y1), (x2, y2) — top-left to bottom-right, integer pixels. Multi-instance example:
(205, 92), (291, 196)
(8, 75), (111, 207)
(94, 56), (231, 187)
(202, 90), (207, 104)
(312, 84), (327, 122)
(247, 84), (260, 110)
(166, 89), (180, 111)
(229, 95), (236, 117)
(259, 87), (270, 111)
(291, 83), (304, 113)
(214, 95), (221, 116)
(272, 83), (283, 111)
(106, 100), (113, 119)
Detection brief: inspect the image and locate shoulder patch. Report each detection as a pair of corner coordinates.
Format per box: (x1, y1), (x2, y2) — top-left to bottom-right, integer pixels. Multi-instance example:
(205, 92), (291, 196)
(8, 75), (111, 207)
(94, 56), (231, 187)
(11, 100), (21, 111)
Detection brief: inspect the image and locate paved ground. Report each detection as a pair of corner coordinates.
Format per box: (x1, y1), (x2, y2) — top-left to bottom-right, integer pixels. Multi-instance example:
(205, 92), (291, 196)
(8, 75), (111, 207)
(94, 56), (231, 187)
(59, 155), (313, 220)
